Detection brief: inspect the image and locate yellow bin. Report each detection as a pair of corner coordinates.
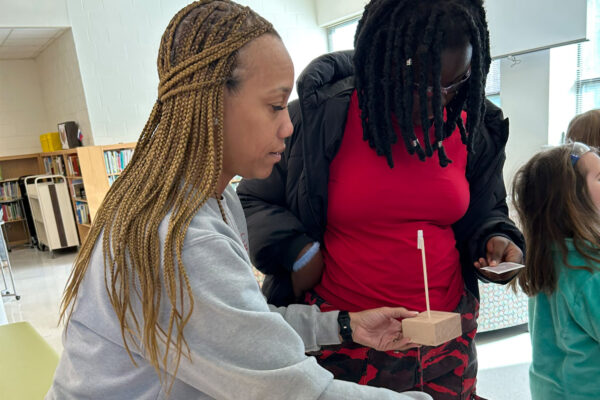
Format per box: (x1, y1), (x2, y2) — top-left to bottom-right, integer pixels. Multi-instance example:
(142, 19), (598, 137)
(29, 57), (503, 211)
(40, 132), (62, 152)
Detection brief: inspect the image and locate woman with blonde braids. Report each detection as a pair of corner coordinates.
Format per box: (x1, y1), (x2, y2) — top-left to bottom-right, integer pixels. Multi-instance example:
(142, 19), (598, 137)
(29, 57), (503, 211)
(45, 2), (431, 399)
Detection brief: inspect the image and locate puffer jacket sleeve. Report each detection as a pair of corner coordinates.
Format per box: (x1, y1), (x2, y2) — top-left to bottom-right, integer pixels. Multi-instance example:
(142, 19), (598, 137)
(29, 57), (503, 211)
(453, 100), (526, 287)
(237, 100), (315, 277)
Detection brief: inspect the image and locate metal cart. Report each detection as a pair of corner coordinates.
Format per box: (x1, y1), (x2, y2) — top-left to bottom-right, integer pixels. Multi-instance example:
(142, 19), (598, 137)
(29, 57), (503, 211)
(25, 175), (79, 257)
(0, 209), (20, 301)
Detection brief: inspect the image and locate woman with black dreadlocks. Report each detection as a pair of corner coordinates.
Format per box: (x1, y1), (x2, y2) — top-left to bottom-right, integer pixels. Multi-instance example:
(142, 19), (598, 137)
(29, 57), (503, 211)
(45, 1), (433, 399)
(238, 0), (525, 398)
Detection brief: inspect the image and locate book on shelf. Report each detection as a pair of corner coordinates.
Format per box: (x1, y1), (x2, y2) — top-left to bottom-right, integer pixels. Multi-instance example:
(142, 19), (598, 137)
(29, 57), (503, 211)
(103, 149), (134, 176)
(66, 155), (81, 176)
(70, 179), (86, 199)
(1, 202), (24, 221)
(75, 201), (91, 225)
(43, 155), (66, 176)
(0, 181), (21, 200)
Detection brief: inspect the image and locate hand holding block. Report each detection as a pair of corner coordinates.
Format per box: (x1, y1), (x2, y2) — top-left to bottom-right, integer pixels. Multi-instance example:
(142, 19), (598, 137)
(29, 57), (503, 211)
(402, 310), (462, 347)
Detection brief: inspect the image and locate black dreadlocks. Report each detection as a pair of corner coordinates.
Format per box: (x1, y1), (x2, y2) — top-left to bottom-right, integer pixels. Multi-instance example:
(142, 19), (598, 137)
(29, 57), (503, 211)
(354, 0), (491, 168)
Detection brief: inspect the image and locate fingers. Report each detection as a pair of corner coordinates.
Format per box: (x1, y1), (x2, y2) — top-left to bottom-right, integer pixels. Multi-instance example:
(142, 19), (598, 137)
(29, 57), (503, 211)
(476, 237), (523, 268)
(486, 250), (503, 267)
(505, 242), (525, 264)
(387, 335), (420, 352)
(473, 259), (500, 280)
(379, 307), (419, 319)
(474, 257), (488, 268)
(486, 236), (510, 266)
(474, 238), (524, 282)
(386, 326), (420, 351)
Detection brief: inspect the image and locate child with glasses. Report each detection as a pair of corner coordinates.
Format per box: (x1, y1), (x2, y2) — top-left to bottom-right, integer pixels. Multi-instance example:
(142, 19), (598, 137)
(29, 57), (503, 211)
(511, 142), (600, 400)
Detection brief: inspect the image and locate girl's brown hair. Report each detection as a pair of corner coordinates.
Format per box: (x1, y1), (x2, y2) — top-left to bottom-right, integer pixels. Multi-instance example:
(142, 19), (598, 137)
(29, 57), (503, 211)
(566, 109), (600, 147)
(511, 145), (600, 296)
(59, 0), (275, 383)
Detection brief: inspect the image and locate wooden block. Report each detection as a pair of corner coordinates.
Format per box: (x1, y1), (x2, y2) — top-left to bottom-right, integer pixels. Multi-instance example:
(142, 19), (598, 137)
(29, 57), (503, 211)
(402, 311), (462, 347)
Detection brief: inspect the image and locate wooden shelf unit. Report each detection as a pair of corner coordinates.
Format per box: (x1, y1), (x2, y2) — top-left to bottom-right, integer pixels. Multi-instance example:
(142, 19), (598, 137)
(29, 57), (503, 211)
(3, 145), (242, 250)
(0, 154), (42, 247)
(39, 149), (89, 243)
(77, 143), (136, 223)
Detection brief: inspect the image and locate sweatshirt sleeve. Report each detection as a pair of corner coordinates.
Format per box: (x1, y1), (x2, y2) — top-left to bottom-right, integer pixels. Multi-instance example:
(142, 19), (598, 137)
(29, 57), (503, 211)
(267, 304), (341, 352)
(169, 232), (430, 400)
(453, 101), (525, 285)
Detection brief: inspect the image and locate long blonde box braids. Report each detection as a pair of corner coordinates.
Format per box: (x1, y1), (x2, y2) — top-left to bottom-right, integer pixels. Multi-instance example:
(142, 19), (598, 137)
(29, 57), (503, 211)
(59, 0), (274, 387)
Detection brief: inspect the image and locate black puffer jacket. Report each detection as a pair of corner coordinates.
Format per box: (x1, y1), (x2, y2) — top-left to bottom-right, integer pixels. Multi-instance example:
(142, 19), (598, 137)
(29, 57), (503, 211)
(238, 51), (525, 307)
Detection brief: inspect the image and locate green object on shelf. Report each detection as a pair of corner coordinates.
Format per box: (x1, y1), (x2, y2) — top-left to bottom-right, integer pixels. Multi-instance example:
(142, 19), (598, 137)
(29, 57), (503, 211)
(0, 321), (59, 399)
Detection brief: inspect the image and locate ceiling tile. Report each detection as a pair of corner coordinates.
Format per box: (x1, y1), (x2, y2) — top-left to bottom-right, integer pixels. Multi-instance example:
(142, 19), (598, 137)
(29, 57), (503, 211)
(0, 29), (11, 44)
(0, 28), (67, 60)
(0, 47), (39, 59)
(8, 28), (61, 40)
(0, 45), (41, 54)
(3, 37), (50, 47)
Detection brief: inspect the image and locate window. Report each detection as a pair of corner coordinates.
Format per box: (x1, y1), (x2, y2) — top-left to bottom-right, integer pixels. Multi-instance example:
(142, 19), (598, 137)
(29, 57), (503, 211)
(327, 19), (501, 104)
(327, 18), (360, 52)
(548, 0), (600, 144)
(576, 0), (600, 113)
(485, 60), (502, 106)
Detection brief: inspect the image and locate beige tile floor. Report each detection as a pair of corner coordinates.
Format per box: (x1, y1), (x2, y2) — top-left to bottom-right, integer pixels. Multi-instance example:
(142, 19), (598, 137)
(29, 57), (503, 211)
(1, 247), (532, 399)
(2, 247), (75, 353)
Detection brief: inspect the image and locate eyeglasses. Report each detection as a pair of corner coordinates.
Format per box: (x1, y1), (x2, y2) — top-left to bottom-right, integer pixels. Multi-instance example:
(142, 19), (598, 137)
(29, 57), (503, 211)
(413, 67), (471, 97)
(570, 141), (592, 166)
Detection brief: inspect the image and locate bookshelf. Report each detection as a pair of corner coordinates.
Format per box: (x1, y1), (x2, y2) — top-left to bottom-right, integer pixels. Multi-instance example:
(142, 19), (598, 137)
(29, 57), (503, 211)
(1, 179), (28, 247)
(39, 149), (90, 243)
(3, 145), (238, 250)
(77, 143), (136, 223)
(0, 154), (42, 247)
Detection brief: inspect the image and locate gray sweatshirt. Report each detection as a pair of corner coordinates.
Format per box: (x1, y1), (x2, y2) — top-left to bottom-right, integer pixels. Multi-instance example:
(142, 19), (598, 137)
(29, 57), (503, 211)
(46, 186), (431, 400)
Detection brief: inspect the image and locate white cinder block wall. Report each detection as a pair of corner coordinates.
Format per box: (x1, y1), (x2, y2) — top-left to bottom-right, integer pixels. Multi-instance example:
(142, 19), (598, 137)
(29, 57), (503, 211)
(0, 0), (69, 27)
(65, 0), (328, 145)
(500, 50), (551, 188)
(1, 1), (90, 155)
(0, 60), (51, 156)
(315, 0), (367, 25)
(36, 29), (93, 147)
(1, 0), (568, 178)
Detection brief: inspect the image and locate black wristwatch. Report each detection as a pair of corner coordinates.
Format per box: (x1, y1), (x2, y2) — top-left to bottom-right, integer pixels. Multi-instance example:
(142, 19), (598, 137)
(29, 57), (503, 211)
(337, 311), (353, 343)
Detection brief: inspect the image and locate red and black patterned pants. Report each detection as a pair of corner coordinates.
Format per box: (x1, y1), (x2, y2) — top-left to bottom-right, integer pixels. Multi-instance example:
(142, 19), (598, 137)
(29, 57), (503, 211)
(305, 290), (486, 400)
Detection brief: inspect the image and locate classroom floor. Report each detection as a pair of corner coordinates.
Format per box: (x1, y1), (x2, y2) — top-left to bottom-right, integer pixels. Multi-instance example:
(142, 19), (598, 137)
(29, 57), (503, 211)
(1, 247), (532, 399)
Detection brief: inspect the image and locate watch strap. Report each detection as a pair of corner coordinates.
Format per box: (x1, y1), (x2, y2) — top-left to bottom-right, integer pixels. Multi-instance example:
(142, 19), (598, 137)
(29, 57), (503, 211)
(337, 311), (353, 343)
